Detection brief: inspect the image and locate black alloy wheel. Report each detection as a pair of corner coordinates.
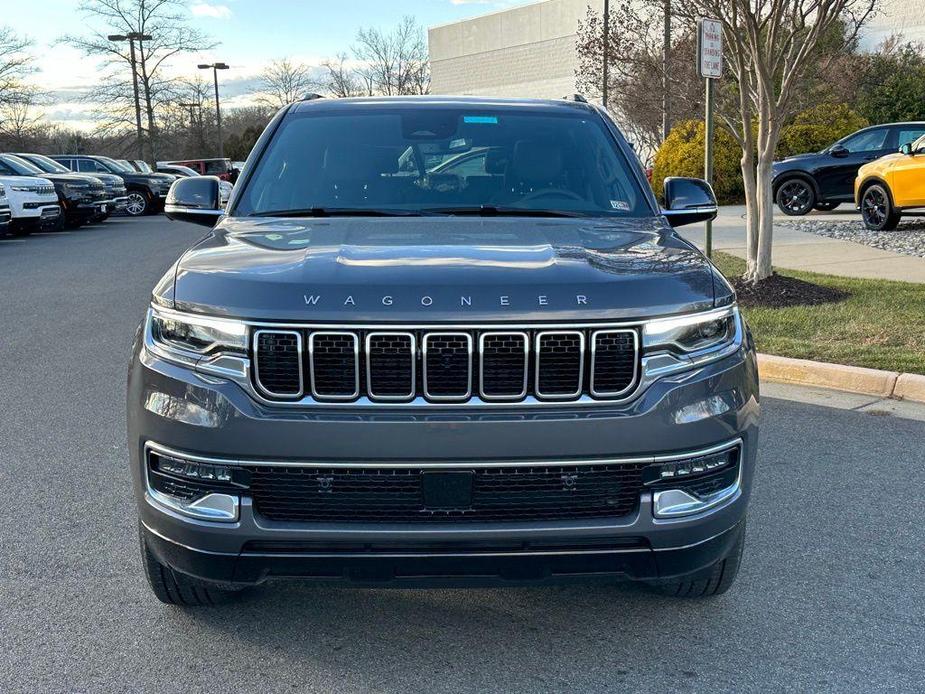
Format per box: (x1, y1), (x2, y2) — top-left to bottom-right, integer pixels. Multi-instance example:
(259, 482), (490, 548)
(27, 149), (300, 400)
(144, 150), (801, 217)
(860, 184), (901, 231)
(775, 179), (816, 216)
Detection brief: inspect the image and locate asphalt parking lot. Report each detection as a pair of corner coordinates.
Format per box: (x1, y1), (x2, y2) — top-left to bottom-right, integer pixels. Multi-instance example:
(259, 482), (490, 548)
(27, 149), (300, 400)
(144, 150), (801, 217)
(1, 217), (923, 693)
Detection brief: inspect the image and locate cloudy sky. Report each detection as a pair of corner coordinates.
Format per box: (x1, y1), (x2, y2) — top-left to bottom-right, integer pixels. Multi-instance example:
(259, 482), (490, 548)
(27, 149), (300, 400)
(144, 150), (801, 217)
(13, 0), (531, 130)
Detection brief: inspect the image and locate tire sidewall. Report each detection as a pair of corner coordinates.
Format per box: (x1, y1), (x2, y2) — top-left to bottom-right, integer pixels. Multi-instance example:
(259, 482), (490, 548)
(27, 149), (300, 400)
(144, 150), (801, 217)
(861, 184), (894, 231)
(775, 178), (816, 216)
(125, 191), (149, 217)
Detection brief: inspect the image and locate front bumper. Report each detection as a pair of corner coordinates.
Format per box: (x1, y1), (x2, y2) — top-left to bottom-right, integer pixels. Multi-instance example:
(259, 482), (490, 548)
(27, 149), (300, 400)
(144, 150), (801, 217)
(129, 338), (759, 586)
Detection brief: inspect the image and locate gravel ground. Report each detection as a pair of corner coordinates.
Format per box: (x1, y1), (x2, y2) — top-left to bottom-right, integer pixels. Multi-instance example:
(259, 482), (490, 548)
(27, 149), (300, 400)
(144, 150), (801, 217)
(780, 217), (925, 258)
(2, 218), (925, 693)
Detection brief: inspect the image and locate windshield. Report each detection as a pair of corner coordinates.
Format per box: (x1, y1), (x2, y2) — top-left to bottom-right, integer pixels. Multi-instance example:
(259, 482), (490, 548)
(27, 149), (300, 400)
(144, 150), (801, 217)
(99, 156), (132, 173)
(234, 107), (650, 218)
(167, 165), (198, 176)
(18, 153), (70, 173)
(0, 154), (44, 175)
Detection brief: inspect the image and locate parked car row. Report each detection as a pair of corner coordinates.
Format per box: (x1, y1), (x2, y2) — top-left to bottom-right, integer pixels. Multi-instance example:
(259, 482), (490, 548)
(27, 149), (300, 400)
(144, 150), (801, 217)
(772, 120), (925, 229)
(0, 153), (237, 236)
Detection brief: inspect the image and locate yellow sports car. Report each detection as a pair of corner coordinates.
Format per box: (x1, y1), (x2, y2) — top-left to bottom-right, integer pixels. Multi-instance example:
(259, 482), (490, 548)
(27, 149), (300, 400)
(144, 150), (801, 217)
(855, 134), (925, 230)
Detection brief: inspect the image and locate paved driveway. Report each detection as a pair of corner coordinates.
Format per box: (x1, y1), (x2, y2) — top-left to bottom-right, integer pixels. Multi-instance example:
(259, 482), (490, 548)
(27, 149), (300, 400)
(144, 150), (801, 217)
(1, 218), (922, 693)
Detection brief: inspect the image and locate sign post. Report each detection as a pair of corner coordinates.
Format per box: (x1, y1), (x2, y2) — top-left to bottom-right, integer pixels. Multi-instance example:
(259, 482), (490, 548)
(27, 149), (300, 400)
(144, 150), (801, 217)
(698, 18), (723, 258)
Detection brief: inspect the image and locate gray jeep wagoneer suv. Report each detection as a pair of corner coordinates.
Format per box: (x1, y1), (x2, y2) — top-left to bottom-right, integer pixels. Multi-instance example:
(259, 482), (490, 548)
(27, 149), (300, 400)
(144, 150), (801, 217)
(129, 96), (759, 605)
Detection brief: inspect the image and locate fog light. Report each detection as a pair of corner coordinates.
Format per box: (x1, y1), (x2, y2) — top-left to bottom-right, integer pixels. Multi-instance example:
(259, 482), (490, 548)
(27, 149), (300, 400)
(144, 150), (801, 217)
(643, 449), (735, 485)
(155, 454), (233, 482)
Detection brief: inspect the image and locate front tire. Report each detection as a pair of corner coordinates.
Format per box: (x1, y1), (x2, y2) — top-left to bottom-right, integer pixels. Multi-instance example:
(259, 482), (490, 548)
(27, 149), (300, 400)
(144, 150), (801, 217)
(647, 523), (745, 598)
(776, 178), (816, 216)
(861, 184), (901, 231)
(139, 527), (243, 606)
(125, 191), (149, 217)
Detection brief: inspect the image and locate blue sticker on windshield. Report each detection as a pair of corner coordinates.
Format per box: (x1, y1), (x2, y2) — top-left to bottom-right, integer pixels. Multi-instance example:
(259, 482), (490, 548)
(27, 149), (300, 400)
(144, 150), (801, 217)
(463, 115), (498, 124)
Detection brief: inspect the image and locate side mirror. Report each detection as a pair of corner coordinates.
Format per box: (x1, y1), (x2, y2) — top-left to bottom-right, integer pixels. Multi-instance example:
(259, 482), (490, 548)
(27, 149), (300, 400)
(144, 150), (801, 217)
(164, 175), (223, 227)
(900, 142), (913, 156)
(830, 144), (849, 158)
(661, 177), (718, 228)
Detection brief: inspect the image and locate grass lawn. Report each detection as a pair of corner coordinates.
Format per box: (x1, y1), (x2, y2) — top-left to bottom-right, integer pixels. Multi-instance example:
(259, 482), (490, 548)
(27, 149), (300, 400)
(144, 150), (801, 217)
(713, 252), (925, 375)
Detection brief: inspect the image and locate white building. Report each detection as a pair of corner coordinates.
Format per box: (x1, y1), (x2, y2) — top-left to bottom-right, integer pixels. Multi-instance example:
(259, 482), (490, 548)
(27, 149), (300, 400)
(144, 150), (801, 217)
(429, 0), (925, 100)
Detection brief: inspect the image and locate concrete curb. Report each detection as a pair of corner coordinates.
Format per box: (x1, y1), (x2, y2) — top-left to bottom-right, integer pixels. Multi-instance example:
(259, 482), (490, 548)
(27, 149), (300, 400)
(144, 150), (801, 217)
(757, 354), (925, 404)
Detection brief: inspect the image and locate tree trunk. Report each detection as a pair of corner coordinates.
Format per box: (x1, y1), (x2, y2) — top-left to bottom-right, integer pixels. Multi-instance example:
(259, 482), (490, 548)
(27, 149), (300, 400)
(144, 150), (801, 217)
(740, 149), (758, 279)
(754, 151), (775, 280)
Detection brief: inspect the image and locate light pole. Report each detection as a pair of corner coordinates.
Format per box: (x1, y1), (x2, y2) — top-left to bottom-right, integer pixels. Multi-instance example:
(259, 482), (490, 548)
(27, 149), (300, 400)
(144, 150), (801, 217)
(198, 62), (230, 158)
(108, 32), (152, 161)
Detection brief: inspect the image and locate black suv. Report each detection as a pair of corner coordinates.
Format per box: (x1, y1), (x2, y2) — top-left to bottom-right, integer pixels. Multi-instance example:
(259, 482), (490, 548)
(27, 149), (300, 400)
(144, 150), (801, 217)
(51, 154), (174, 216)
(773, 122), (925, 215)
(131, 96), (758, 605)
(0, 153), (108, 229)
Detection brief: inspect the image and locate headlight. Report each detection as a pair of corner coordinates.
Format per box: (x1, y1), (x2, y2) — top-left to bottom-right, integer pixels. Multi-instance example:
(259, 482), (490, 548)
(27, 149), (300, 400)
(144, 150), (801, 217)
(642, 306), (742, 373)
(644, 306), (739, 354)
(145, 306), (247, 368)
(11, 185), (39, 193)
(62, 183), (90, 195)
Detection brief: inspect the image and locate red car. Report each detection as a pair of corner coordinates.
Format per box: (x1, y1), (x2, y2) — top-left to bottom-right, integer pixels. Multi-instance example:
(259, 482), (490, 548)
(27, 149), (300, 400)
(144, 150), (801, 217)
(160, 158), (235, 182)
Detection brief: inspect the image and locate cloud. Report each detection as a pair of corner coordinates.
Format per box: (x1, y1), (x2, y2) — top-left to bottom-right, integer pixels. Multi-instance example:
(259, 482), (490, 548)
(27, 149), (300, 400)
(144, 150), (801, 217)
(450, 0), (492, 5)
(191, 3), (232, 19)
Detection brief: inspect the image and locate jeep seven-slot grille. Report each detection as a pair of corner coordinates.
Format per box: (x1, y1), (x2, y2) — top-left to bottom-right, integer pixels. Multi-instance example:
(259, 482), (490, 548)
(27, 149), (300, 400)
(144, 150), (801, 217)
(252, 326), (639, 404)
(246, 463), (651, 523)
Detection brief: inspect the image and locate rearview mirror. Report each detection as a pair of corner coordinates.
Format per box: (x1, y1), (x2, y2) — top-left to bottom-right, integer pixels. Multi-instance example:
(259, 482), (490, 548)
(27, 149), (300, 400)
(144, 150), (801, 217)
(164, 175), (223, 227)
(830, 144), (849, 158)
(900, 142), (913, 156)
(661, 177), (718, 228)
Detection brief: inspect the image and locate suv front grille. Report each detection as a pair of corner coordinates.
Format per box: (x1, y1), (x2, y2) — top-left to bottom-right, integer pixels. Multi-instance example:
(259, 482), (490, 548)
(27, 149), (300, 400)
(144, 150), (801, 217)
(252, 325), (639, 405)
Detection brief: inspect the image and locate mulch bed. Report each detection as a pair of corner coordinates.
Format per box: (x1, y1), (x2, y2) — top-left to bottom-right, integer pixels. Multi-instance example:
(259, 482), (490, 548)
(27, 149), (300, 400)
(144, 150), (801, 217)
(730, 273), (850, 308)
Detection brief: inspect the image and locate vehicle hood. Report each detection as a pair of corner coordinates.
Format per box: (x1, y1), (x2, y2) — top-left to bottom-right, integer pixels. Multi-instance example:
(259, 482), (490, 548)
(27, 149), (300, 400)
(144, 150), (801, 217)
(165, 217), (720, 322)
(120, 171), (174, 185)
(39, 173), (103, 186)
(773, 152), (821, 168)
(77, 172), (122, 187)
(0, 174), (54, 188)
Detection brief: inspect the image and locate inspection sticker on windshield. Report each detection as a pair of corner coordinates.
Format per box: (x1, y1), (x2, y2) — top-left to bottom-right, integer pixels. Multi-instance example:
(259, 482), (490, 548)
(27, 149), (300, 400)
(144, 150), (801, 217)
(610, 200), (630, 211)
(463, 115), (498, 124)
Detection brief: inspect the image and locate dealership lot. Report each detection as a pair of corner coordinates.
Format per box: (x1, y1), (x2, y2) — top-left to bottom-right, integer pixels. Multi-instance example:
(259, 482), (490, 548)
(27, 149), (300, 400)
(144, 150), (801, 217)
(1, 218), (923, 693)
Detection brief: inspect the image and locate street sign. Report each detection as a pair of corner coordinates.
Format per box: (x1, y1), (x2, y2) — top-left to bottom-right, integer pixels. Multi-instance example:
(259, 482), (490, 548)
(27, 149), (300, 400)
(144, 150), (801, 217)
(698, 18), (723, 79)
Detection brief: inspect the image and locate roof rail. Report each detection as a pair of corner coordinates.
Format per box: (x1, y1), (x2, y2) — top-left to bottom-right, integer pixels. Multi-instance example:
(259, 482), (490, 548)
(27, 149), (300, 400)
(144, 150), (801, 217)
(562, 94), (588, 103)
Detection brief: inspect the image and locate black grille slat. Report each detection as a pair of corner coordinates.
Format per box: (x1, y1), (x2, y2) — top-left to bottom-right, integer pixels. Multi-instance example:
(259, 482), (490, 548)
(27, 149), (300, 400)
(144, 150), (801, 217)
(310, 332), (358, 398)
(247, 463), (650, 523)
(591, 330), (638, 396)
(536, 332), (583, 397)
(254, 331), (302, 397)
(480, 333), (528, 399)
(366, 333), (415, 399)
(424, 333), (471, 399)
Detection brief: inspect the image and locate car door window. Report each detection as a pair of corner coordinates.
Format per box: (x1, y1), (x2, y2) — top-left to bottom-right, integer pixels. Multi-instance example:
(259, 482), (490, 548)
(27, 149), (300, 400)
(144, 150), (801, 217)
(77, 159), (99, 173)
(896, 128), (925, 149)
(841, 128), (889, 153)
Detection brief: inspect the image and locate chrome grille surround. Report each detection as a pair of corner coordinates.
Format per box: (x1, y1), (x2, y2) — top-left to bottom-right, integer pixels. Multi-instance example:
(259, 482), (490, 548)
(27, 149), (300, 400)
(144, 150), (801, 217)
(308, 331), (359, 401)
(250, 322), (643, 407)
(252, 329), (303, 399)
(590, 329), (640, 398)
(365, 332), (417, 401)
(422, 332), (473, 402)
(479, 331), (529, 401)
(534, 330), (585, 400)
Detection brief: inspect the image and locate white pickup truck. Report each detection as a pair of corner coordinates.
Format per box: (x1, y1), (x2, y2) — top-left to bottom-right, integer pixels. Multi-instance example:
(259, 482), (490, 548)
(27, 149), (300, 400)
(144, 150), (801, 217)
(0, 174), (60, 235)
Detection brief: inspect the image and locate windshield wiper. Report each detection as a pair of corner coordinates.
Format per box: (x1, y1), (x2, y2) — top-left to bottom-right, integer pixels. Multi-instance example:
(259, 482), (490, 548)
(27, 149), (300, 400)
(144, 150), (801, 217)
(250, 207), (432, 218)
(422, 205), (588, 218)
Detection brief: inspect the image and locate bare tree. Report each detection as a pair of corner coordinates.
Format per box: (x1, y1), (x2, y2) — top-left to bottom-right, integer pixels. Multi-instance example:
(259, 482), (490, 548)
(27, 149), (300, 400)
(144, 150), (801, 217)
(61, 0), (216, 161)
(0, 26), (35, 110)
(353, 16), (430, 96)
(667, 0), (876, 282)
(0, 87), (47, 149)
(257, 57), (316, 108)
(576, 5), (703, 159)
(320, 53), (365, 98)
